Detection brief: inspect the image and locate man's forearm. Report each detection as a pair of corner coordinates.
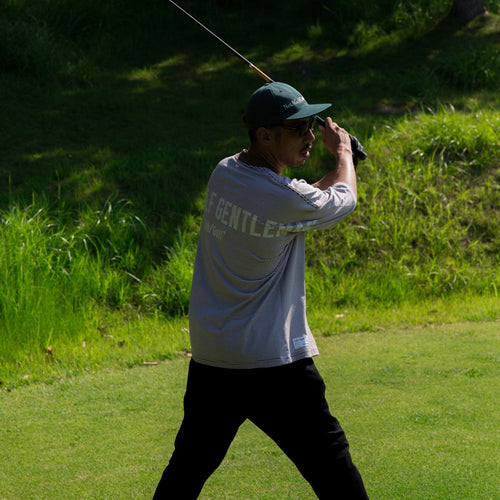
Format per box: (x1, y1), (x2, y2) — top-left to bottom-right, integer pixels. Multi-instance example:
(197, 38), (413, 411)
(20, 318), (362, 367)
(312, 147), (357, 196)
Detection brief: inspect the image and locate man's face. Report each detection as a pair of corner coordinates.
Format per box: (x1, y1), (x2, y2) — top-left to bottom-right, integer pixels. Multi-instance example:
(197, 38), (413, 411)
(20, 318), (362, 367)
(268, 117), (316, 170)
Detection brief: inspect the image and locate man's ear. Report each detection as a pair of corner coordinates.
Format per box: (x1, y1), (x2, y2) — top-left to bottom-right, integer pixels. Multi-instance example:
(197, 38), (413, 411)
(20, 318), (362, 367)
(256, 126), (273, 144)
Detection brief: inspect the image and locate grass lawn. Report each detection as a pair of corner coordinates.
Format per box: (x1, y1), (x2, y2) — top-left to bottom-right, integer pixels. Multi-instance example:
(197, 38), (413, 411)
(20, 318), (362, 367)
(1, 3), (499, 498)
(1, 320), (498, 499)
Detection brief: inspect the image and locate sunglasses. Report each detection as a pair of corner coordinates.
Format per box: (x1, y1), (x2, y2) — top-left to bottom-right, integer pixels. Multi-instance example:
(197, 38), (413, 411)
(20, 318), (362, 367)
(271, 116), (317, 137)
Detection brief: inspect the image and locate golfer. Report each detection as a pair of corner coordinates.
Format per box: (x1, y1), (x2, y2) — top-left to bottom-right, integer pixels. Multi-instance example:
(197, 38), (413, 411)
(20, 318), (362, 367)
(153, 82), (369, 499)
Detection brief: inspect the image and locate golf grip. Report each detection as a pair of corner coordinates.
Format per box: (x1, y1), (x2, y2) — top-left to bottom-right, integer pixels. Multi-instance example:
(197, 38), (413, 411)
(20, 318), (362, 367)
(314, 116), (367, 167)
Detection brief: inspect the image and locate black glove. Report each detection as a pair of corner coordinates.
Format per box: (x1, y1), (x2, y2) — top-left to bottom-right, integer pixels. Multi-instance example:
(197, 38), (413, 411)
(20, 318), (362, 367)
(314, 116), (367, 168)
(348, 133), (367, 168)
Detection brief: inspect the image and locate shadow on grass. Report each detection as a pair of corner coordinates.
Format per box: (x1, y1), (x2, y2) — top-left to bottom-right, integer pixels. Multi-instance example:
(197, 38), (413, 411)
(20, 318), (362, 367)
(0, 1), (498, 253)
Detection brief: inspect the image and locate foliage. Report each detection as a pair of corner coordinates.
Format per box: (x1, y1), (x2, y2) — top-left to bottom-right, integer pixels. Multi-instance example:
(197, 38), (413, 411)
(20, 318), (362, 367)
(0, 0), (499, 385)
(0, 198), (145, 359)
(306, 106), (499, 310)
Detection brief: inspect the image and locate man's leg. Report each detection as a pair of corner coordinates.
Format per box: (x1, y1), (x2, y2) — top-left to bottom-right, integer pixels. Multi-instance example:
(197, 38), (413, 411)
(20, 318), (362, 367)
(153, 360), (245, 499)
(249, 359), (369, 499)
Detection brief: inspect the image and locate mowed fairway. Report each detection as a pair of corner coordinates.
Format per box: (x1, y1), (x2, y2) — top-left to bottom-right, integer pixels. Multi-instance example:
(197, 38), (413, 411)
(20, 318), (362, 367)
(1, 321), (498, 500)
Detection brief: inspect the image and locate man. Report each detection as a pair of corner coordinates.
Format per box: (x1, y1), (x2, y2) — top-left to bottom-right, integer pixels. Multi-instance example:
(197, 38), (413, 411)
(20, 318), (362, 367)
(153, 82), (369, 499)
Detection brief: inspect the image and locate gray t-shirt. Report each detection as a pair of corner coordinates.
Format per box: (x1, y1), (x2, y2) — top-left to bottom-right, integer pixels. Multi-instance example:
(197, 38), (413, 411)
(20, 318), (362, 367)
(188, 154), (356, 369)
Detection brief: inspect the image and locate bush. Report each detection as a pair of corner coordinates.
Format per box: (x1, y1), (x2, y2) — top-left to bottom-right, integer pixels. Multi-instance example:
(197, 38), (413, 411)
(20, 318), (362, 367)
(0, 18), (62, 78)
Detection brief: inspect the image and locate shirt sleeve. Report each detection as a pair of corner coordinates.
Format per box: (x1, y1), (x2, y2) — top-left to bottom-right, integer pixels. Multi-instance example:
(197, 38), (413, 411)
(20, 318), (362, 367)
(284, 178), (357, 231)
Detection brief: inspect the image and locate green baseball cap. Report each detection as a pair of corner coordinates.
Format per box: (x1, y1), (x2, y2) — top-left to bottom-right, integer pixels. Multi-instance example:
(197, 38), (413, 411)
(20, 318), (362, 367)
(244, 82), (331, 130)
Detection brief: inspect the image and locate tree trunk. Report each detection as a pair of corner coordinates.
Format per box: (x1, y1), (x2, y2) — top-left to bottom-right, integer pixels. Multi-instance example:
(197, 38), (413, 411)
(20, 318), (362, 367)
(451, 0), (487, 22)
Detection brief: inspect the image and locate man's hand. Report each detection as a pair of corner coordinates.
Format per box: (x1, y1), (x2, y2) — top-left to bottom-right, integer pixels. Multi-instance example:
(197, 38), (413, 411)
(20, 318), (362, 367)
(314, 116), (367, 167)
(320, 118), (353, 161)
(312, 118), (357, 196)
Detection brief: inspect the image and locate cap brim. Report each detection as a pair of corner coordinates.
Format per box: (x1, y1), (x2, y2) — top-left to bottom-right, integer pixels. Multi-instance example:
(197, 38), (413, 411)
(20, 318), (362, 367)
(286, 103), (331, 121)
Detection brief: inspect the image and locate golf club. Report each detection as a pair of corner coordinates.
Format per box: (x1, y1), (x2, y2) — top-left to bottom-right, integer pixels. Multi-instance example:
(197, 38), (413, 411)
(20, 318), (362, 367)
(168, 0), (367, 165)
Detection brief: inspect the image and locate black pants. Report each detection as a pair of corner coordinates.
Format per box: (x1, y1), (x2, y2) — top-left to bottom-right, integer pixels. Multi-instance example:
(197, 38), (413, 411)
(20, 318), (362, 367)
(153, 358), (369, 499)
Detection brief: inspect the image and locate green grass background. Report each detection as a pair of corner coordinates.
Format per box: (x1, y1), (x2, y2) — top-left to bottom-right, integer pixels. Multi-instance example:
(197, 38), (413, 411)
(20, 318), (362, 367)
(0, 0), (499, 387)
(0, 1), (499, 497)
(1, 321), (498, 499)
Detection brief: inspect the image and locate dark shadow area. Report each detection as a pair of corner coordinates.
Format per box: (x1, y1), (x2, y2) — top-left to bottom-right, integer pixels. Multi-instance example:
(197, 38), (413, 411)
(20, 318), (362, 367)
(1, 0), (498, 255)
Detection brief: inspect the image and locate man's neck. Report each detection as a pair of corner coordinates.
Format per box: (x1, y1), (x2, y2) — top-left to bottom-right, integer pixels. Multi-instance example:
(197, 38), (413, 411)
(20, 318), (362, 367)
(237, 148), (281, 174)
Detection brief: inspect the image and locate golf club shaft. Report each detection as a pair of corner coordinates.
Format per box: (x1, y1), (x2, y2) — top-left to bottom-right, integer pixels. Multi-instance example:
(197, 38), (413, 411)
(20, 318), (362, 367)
(168, 0), (273, 82)
(168, 1), (367, 164)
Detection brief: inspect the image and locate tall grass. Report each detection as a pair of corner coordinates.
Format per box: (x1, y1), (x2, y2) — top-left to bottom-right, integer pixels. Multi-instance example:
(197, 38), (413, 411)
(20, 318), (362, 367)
(138, 227), (196, 317)
(1, 106), (496, 360)
(306, 106), (500, 310)
(0, 205), (80, 357)
(1, 0), (499, 385)
(0, 198), (145, 361)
